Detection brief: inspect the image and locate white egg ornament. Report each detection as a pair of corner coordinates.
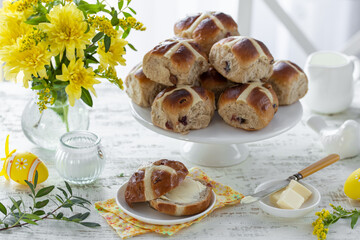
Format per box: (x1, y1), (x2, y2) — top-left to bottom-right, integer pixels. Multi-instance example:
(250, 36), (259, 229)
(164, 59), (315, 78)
(0, 135), (48, 185)
(344, 168), (360, 200)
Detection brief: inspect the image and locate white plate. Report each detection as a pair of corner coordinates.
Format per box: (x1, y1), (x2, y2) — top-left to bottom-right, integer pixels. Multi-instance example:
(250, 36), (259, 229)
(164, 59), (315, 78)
(115, 182), (217, 225)
(130, 100), (303, 144)
(254, 179), (321, 218)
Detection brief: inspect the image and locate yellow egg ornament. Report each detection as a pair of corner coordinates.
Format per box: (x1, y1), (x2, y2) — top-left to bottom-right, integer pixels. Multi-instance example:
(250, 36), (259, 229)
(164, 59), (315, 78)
(0, 135), (49, 185)
(344, 168), (360, 200)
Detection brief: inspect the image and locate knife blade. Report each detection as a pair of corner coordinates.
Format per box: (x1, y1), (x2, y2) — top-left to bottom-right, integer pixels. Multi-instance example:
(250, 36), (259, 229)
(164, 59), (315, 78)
(240, 154), (340, 205)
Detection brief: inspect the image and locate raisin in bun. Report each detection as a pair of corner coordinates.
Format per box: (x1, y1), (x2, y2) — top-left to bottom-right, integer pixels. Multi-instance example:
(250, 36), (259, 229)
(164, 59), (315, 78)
(218, 82), (278, 130)
(125, 159), (188, 206)
(268, 60), (308, 105)
(125, 63), (166, 107)
(210, 36), (274, 83)
(199, 67), (234, 102)
(174, 11), (240, 54)
(142, 38), (209, 86)
(151, 86), (215, 134)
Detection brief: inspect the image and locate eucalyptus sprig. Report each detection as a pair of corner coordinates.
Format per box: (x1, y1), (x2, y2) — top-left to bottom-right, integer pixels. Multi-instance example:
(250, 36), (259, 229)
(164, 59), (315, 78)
(0, 172), (100, 231)
(312, 204), (360, 240)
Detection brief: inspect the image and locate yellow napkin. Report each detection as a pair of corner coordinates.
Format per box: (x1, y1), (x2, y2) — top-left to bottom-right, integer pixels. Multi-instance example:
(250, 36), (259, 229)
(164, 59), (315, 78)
(95, 167), (243, 239)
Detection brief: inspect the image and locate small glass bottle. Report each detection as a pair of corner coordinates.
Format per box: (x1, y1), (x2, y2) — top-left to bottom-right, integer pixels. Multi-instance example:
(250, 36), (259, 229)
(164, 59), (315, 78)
(55, 131), (105, 184)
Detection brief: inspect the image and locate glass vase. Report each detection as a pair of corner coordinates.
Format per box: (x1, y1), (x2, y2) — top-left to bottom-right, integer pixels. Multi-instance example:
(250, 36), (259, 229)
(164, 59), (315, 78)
(21, 90), (90, 150)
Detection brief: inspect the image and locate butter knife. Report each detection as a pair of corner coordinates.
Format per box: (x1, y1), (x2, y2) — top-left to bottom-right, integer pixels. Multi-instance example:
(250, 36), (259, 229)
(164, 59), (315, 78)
(241, 154), (340, 205)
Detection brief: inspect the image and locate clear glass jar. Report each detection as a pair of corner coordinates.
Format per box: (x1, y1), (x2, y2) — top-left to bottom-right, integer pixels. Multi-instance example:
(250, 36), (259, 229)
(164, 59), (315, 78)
(55, 131), (105, 185)
(21, 89), (89, 151)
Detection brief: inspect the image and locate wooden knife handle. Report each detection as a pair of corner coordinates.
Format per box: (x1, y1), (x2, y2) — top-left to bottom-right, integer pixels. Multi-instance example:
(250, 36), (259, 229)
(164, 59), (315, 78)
(298, 154), (340, 178)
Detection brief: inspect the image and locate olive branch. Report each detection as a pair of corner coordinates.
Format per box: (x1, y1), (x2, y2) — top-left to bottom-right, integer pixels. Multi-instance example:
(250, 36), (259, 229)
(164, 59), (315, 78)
(0, 171), (100, 231)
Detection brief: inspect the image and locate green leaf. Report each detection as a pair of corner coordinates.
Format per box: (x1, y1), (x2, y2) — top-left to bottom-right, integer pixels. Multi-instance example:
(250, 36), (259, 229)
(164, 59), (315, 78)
(351, 213), (359, 229)
(56, 212), (64, 219)
(57, 187), (68, 198)
(122, 28), (130, 39)
(62, 203), (74, 208)
(84, 24), (90, 34)
(10, 198), (22, 212)
(127, 43), (137, 51)
(104, 35), (111, 53)
(92, 32), (104, 43)
(33, 210), (45, 216)
(34, 171), (38, 189)
(80, 88), (93, 107)
(36, 186), (55, 198)
(72, 196), (91, 204)
(80, 212), (90, 220)
(31, 85), (45, 90)
(80, 222), (101, 228)
(25, 15), (49, 25)
(123, 11), (132, 18)
(126, 0), (131, 6)
(22, 219), (38, 225)
(68, 213), (82, 221)
(35, 199), (49, 209)
(85, 45), (98, 53)
(77, 0), (106, 15)
(0, 202), (7, 215)
(24, 213), (42, 220)
(128, 7), (136, 15)
(55, 194), (64, 203)
(85, 55), (99, 63)
(24, 180), (35, 196)
(118, 0), (124, 10)
(111, 15), (119, 26)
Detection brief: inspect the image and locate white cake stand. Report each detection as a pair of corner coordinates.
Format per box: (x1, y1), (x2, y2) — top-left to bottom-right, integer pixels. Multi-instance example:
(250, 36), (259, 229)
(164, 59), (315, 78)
(130, 101), (303, 167)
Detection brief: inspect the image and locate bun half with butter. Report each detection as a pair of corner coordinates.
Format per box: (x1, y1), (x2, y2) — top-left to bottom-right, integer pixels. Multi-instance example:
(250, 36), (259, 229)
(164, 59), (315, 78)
(125, 160), (213, 216)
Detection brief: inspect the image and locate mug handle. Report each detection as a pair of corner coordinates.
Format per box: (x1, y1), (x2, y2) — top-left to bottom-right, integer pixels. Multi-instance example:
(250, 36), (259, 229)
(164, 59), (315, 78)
(349, 55), (360, 81)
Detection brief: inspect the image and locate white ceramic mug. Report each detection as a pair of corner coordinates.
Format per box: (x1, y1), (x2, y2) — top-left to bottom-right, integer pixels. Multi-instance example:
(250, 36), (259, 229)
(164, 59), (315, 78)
(304, 51), (360, 114)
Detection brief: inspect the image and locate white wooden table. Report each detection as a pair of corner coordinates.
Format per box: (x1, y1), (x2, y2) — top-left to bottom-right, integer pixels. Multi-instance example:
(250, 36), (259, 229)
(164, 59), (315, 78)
(0, 82), (359, 240)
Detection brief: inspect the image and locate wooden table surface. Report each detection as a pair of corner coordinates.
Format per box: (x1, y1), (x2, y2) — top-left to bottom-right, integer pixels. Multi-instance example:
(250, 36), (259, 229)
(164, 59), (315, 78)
(0, 82), (359, 240)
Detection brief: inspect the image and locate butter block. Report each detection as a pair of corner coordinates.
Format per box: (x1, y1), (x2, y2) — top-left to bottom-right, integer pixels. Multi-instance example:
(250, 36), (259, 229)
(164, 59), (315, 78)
(276, 188), (305, 209)
(270, 188), (285, 205)
(288, 180), (312, 201)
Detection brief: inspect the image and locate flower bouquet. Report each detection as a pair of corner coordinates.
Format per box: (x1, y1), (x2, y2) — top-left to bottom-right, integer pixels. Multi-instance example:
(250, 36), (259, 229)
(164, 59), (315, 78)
(0, 0), (145, 149)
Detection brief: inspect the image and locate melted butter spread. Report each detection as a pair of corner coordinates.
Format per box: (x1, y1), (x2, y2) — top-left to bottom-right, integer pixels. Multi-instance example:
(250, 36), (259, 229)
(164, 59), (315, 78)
(160, 178), (206, 204)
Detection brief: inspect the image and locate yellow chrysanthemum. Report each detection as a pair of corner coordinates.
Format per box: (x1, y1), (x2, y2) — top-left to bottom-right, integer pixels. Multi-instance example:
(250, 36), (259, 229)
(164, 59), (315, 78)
(0, 42), (52, 87)
(0, 0), (33, 24)
(56, 58), (100, 106)
(97, 33), (127, 69)
(39, 4), (95, 60)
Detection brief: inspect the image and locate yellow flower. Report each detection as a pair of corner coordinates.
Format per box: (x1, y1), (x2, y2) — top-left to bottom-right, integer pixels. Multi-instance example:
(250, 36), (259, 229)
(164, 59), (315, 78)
(0, 42), (52, 87)
(56, 58), (100, 106)
(97, 33), (127, 69)
(0, 0), (33, 24)
(0, 20), (32, 49)
(88, 15), (117, 38)
(39, 4), (95, 60)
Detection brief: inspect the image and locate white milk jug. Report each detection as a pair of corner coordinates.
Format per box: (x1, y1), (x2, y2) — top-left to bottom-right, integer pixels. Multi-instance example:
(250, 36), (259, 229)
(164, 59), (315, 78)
(304, 51), (360, 114)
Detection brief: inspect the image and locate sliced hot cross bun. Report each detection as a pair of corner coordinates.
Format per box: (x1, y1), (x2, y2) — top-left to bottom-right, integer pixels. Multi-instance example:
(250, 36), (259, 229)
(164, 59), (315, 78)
(142, 38), (209, 86)
(125, 63), (166, 107)
(218, 82), (279, 130)
(151, 86), (215, 134)
(174, 11), (240, 54)
(268, 60), (308, 105)
(210, 36), (274, 83)
(125, 159), (188, 206)
(199, 67), (234, 102)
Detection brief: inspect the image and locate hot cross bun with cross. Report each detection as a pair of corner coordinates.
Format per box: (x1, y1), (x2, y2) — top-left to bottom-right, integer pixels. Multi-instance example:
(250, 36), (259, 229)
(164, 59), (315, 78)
(210, 36), (274, 83)
(125, 159), (188, 206)
(218, 82), (279, 131)
(151, 86), (215, 134)
(268, 60), (308, 106)
(142, 38), (209, 86)
(125, 63), (166, 107)
(174, 11), (240, 54)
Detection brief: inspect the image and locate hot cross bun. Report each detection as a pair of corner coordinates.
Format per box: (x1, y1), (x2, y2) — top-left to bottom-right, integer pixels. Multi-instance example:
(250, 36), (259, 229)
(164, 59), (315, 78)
(218, 82), (278, 130)
(143, 38), (209, 86)
(151, 86), (215, 134)
(268, 60), (308, 105)
(125, 63), (166, 107)
(210, 36), (274, 83)
(125, 159), (188, 206)
(199, 67), (234, 102)
(174, 11), (240, 54)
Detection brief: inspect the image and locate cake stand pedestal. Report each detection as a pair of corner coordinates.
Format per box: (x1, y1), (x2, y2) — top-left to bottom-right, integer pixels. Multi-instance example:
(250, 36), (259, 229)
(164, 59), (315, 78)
(130, 101), (303, 167)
